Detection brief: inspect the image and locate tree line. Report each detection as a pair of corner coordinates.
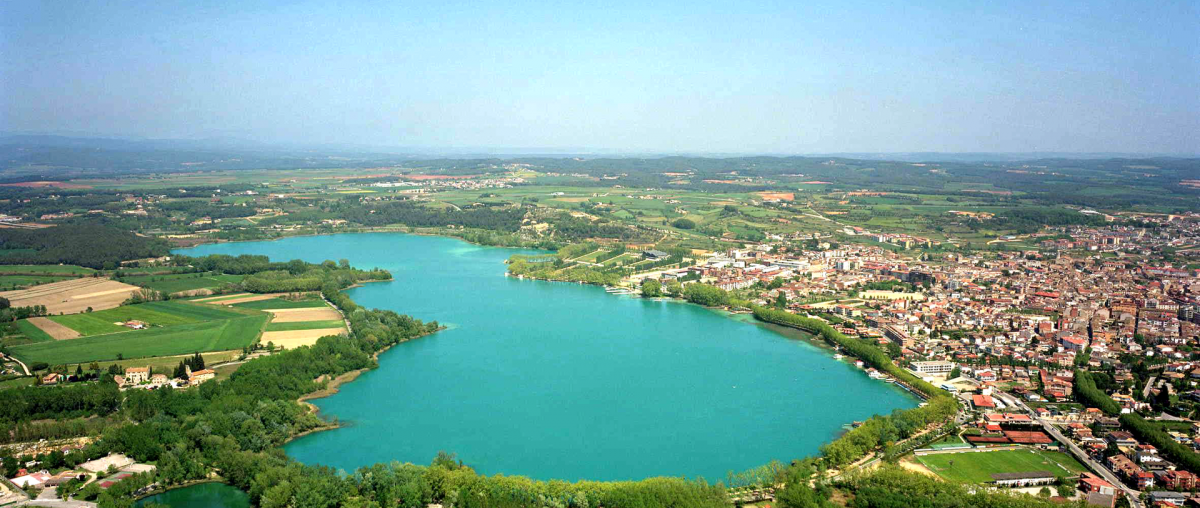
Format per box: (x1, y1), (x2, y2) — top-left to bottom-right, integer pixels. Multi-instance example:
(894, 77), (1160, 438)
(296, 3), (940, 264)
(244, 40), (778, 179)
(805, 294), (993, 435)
(0, 222), (170, 269)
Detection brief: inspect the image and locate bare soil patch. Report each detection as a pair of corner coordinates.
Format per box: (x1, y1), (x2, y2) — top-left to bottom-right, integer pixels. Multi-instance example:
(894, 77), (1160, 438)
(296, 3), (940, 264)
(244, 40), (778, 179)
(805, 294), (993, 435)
(261, 328), (346, 349)
(756, 191), (795, 201)
(266, 308), (342, 322)
(27, 317), (81, 340)
(0, 278), (140, 314)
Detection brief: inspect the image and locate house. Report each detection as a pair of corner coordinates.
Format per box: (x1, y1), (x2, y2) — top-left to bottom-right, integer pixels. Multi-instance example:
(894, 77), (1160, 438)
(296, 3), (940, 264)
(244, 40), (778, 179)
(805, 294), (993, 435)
(1106, 431), (1138, 451)
(1079, 473), (1117, 508)
(44, 471), (87, 487)
(1079, 473), (1116, 496)
(11, 470), (50, 488)
(124, 367), (150, 385)
(41, 373), (59, 385)
(188, 369), (215, 386)
(1156, 469), (1197, 491)
(642, 250), (669, 260)
(972, 394), (996, 410)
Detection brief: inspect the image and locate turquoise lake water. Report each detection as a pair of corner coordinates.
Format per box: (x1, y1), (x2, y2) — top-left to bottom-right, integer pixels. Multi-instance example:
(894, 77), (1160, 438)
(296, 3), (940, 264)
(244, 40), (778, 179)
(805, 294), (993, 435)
(135, 483), (249, 508)
(175, 233), (916, 481)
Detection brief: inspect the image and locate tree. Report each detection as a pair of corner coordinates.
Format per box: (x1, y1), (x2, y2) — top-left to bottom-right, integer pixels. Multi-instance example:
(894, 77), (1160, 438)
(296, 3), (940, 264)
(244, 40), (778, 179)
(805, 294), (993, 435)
(641, 279), (663, 298)
(664, 279), (683, 297)
(775, 292), (788, 309)
(671, 218), (696, 229)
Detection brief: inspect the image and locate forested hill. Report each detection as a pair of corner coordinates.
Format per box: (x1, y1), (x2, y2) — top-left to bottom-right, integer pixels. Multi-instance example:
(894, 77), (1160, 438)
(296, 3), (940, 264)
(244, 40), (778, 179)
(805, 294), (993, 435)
(0, 222), (170, 269)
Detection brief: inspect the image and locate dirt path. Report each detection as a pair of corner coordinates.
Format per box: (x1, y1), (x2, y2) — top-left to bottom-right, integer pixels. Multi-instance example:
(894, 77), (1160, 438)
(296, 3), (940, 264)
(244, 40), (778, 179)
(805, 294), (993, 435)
(28, 317), (81, 340)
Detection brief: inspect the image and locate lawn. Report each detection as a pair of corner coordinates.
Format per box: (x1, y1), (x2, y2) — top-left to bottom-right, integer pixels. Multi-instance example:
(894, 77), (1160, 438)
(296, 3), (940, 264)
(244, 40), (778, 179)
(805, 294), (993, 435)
(265, 319), (345, 332)
(122, 273), (245, 294)
(10, 313), (268, 365)
(232, 297), (327, 310)
(917, 449), (1088, 484)
(48, 301), (248, 337)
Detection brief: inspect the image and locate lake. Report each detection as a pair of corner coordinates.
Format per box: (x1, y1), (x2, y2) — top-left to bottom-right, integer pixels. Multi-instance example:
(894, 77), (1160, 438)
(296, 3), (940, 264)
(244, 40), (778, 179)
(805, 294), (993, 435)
(175, 233), (916, 481)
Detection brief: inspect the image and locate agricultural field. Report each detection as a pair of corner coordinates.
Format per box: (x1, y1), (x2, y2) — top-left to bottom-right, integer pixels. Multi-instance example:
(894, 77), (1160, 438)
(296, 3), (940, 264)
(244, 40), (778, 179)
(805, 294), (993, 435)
(0, 264), (96, 275)
(265, 320), (345, 332)
(0, 275), (73, 289)
(120, 272), (244, 294)
(231, 296), (327, 310)
(44, 301), (248, 337)
(218, 294), (350, 349)
(916, 449), (1088, 484)
(8, 313), (268, 365)
(0, 277), (142, 314)
(3, 319), (54, 347)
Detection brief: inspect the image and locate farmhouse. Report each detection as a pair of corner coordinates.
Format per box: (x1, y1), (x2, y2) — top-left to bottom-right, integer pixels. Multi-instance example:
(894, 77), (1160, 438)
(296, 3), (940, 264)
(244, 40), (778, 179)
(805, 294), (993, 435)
(188, 369), (216, 386)
(123, 367), (150, 385)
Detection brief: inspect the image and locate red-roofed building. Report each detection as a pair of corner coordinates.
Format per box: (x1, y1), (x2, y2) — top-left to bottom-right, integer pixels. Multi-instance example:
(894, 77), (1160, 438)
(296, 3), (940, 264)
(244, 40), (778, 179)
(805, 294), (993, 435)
(972, 394), (996, 409)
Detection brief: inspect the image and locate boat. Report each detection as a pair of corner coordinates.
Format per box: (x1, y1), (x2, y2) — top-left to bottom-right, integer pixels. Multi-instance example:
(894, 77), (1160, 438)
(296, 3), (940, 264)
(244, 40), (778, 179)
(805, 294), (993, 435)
(833, 354), (844, 360)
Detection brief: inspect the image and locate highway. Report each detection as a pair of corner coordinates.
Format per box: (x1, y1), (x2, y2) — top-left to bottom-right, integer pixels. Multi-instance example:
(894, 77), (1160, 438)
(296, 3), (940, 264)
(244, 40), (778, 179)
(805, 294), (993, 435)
(995, 392), (1143, 508)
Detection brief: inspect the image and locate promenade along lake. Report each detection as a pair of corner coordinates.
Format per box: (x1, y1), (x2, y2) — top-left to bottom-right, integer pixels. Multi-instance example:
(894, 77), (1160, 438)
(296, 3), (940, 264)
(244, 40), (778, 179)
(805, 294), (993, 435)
(176, 233), (916, 481)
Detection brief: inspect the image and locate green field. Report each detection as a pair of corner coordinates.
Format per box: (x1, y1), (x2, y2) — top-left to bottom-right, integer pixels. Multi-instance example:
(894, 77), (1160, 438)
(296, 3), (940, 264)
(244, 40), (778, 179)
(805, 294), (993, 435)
(265, 319), (345, 332)
(0, 264), (95, 275)
(48, 301), (248, 337)
(10, 313), (268, 365)
(232, 297), (327, 310)
(122, 273), (244, 294)
(12, 319), (54, 344)
(0, 275), (72, 289)
(917, 449), (1088, 484)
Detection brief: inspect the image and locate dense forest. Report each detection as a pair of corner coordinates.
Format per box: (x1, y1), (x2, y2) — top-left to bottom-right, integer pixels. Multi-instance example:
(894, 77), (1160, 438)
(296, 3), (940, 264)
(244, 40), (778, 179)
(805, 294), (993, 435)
(340, 200), (527, 231)
(0, 222), (170, 268)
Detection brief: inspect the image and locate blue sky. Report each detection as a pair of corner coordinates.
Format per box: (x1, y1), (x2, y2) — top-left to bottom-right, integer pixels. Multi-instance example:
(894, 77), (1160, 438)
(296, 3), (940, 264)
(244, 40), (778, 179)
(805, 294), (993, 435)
(1, 0), (1197, 154)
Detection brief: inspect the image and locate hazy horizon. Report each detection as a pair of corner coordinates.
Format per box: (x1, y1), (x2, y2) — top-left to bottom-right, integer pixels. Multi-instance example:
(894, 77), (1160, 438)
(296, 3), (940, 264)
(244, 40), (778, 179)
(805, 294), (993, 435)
(2, 1), (1198, 155)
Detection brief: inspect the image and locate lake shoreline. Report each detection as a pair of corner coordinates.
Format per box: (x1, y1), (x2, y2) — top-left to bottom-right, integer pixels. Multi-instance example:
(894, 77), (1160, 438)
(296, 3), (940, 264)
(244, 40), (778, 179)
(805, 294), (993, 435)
(177, 231), (919, 481)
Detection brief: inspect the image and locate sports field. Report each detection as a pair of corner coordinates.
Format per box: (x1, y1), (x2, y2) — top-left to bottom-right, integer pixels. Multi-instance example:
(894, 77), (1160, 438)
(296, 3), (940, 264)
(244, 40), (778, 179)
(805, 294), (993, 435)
(916, 449), (1088, 484)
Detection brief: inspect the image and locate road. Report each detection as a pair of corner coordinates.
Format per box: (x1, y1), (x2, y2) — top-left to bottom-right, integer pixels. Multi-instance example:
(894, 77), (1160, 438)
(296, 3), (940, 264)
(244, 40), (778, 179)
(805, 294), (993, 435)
(996, 392), (1143, 508)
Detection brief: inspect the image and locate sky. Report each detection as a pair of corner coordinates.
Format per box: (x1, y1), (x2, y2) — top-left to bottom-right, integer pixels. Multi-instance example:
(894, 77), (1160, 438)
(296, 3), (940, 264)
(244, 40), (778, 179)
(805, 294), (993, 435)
(1, 0), (1197, 155)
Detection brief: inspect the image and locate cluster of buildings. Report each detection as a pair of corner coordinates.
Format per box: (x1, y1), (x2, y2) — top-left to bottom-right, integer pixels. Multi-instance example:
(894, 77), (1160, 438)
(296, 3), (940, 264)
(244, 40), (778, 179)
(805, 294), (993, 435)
(114, 365), (215, 390)
(633, 214), (1200, 502)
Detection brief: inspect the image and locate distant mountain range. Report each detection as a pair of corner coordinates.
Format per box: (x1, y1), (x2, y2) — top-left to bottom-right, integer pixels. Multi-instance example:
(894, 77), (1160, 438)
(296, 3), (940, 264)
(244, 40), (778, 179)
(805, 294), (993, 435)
(2, 134), (1193, 163)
